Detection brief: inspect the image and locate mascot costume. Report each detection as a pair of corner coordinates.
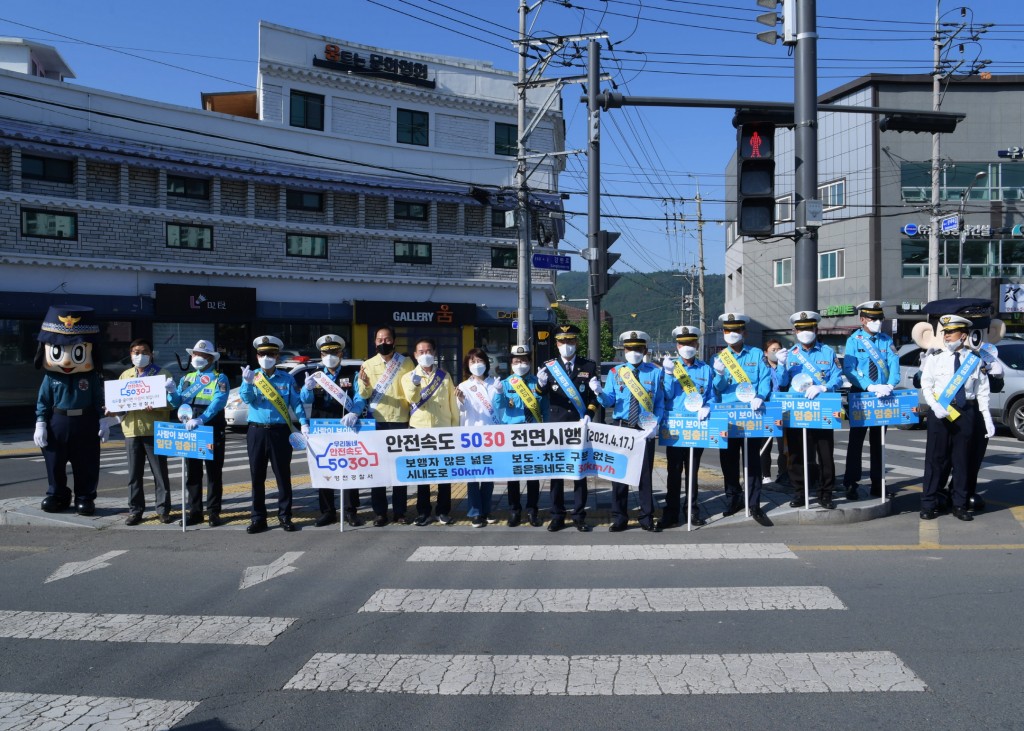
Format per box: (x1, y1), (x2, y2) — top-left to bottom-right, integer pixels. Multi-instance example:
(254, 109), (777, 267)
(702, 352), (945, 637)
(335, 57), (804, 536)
(33, 305), (118, 515)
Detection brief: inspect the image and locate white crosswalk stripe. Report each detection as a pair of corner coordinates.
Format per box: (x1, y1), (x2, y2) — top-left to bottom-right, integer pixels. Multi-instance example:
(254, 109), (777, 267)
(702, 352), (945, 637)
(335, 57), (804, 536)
(0, 691), (198, 729)
(408, 543), (797, 562)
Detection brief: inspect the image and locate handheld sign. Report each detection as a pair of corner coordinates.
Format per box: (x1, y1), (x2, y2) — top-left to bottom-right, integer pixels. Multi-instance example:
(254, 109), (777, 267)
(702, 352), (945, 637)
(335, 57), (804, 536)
(848, 390), (920, 427)
(154, 422), (214, 460)
(711, 402), (783, 438)
(659, 414), (729, 449)
(104, 376), (167, 413)
(309, 418), (377, 434)
(772, 392), (844, 429)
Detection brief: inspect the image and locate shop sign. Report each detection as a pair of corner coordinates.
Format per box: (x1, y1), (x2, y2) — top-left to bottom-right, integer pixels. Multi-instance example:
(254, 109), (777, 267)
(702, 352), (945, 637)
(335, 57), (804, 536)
(154, 283), (256, 322)
(313, 44), (435, 88)
(901, 222), (991, 238)
(821, 304), (855, 318)
(354, 300), (475, 326)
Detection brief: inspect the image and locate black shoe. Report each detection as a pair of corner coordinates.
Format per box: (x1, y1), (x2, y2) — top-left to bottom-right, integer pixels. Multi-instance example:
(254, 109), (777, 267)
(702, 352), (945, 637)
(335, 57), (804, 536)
(722, 499), (744, 517)
(471, 515), (486, 528)
(639, 521), (662, 533)
(414, 514), (431, 527)
(246, 519), (268, 534)
(125, 513), (143, 526)
(187, 511), (204, 525)
(395, 513), (412, 525)
(373, 514), (389, 527)
(208, 512), (223, 527)
(689, 514), (707, 527)
(437, 514), (454, 525)
(316, 512), (338, 527)
(608, 521), (628, 533)
(527, 509), (542, 527)
(573, 520), (592, 532)
(345, 513), (365, 527)
(547, 517), (565, 532)
(967, 494), (985, 512)
(507, 510), (521, 527)
(76, 498), (95, 516)
(919, 509), (937, 520)
(280, 518), (297, 532)
(952, 507), (974, 522)
(655, 518), (679, 531)
(789, 497), (806, 508)
(40, 496), (70, 513)
(845, 485), (859, 501)
(751, 508), (773, 527)
(869, 487), (882, 498)
(818, 495), (836, 510)
(159, 512), (175, 525)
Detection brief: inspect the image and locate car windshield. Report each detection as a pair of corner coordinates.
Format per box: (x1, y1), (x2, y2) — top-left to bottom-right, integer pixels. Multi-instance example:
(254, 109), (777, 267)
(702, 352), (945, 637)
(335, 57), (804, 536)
(998, 343), (1024, 371)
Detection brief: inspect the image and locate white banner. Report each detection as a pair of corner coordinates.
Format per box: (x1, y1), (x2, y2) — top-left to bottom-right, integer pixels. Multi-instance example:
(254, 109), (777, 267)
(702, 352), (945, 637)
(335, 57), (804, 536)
(104, 375), (168, 413)
(306, 422), (647, 491)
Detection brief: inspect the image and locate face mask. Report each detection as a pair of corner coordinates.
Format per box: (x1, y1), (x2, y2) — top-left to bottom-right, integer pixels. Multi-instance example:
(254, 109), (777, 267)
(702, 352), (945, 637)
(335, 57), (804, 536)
(376, 342), (394, 356)
(469, 362), (487, 377)
(558, 343), (576, 359)
(321, 354), (340, 369)
(191, 357), (209, 370)
(946, 339), (963, 352)
(866, 320), (882, 334)
(766, 350), (778, 364)
(678, 345), (697, 360)
(512, 363), (530, 376)
(625, 351), (644, 365)
(417, 354), (435, 368)
(258, 356), (277, 370)
(796, 331), (816, 345)
(131, 354), (151, 368)
(723, 332), (743, 345)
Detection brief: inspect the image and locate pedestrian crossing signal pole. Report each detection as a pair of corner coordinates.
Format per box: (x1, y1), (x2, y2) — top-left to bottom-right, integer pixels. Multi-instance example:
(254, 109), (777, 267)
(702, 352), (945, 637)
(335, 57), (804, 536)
(516, 0), (532, 348)
(586, 38), (602, 365)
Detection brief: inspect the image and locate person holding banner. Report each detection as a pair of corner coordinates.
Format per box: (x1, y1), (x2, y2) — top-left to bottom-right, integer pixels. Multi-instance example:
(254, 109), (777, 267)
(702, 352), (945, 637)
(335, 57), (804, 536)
(537, 324), (599, 532)
(110, 339), (173, 525)
(593, 330), (665, 532)
(357, 325), (415, 526)
(458, 348), (502, 528)
(240, 336), (308, 534)
(712, 313), (773, 526)
(842, 301), (900, 501)
(919, 315), (992, 522)
(167, 339), (230, 526)
(493, 344), (549, 528)
(300, 334), (366, 527)
(402, 337), (460, 526)
(776, 311), (844, 510)
(658, 326), (714, 529)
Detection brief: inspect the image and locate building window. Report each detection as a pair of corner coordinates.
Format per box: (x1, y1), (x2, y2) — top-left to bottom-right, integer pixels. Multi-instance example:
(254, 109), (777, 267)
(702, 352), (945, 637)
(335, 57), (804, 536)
(819, 249), (845, 281)
(286, 190), (324, 212)
(773, 257), (792, 286)
(167, 175), (210, 200)
(286, 234), (328, 259)
(22, 155), (74, 183)
(166, 223), (213, 250)
(397, 108), (429, 146)
(395, 201), (428, 221)
(492, 209), (514, 229)
(495, 122), (517, 156)
(901, 239), (928, 277)
(775, 195), (793, 222)
(491, 248), (517, 269)
(394, 240), (431, 264)
(818, 179), (846, 211)
(21, 209), (77, 239)
(290, 90), (324, 131)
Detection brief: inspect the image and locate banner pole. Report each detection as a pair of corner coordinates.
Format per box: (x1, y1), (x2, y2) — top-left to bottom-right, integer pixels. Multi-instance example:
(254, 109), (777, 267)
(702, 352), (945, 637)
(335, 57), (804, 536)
(687, 447), (694, 531)
(181, 457), (186, 534)
(803, 428), (810, 510)
(880, 425), (888, 503)
(742, 436), (750, 518)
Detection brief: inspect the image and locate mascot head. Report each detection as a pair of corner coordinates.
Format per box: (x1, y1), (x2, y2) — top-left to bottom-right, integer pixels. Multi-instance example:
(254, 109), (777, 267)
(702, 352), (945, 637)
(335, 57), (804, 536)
(34, 305), (100, 373)
(911, 298), (1005, 354)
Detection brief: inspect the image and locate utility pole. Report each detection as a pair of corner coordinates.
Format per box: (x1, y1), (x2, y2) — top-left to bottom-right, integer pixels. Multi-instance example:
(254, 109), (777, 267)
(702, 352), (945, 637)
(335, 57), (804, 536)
(692, 180), (707, 332)
(586, 37), (602, 365)
(516, 0), (532, 347)
(793, 0), (819, 313)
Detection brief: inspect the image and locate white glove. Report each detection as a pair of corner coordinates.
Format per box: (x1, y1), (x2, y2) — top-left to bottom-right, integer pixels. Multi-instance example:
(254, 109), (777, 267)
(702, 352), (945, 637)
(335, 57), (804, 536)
(988, 361), (1004, 377)
(867, 384), (882, 395)
(875, 384), (894, 398)
(97, 416), (119, 443)
(185, 418), (202, 431)
(304, 374), (316, 390)
(341, 412), (360, 429)
(983, 412), (996, 438)
(34, 421), (47, 448)
(713, 358), (726, 375)
(588, 376), (603, 394)
(536, 367), (549, 387)
(242, 366), (255, 384)
(931, 404), (950, 420)
(776, 349), (788, 365)
(411, 372), (422, 387)
(698, 406), (710, 421)
(803, 385), (824, 400)
(641, 423), (658, 440)
(165, 377), (176, 393)
(300, 424), (310, 436)
(750, 397), (764, 411)
(662, 356), (674, 375)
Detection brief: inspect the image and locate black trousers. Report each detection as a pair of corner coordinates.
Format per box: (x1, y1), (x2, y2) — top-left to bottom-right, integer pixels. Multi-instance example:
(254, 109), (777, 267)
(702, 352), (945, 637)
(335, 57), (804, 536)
(318, 487), (359, 516)
(43, 413), (100, 502)
(549, 478), (589, 519)
(369, 421), (409, 517)
(184, 420), (225, 514)
(719, 436), (763, 508)
(247, 424), (293, 520)
(610, 436), (655, 524)
(786, 427), (836, 498)
(842, 425), (886, 490)
(126, 435), (171, 515)
(416, 484), (452, 516)
(507, 480), (540, 512)
(665, 446), (704, 522)
(922, 403), (977, 511)
(759, 436), (787, 481)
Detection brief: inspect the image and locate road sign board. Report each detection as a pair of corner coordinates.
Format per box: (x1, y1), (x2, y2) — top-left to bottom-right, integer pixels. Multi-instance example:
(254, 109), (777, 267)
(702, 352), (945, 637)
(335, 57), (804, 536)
(941, 215), (959, 235)
(531, 253), (572, 271)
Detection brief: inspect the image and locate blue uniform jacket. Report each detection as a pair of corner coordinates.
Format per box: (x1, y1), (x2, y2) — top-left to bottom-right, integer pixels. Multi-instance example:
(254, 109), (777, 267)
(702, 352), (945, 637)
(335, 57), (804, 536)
(240, 368), (307, 426)
(492, 374), (548, 424)
(597, 362), (665, 422)
(299, 366), (366, 417)
(843, 330), (900, 390)
(36, 371), (104, 421)
(662, 358), (716, 415)
(168, 367), (230, 424)
(777, 342), (844, 391)
(712, 345), (771, 402)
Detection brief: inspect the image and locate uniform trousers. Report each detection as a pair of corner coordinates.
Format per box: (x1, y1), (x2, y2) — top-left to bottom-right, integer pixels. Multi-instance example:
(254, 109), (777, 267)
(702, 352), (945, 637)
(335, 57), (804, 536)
(842, 425), (886, 490)
(416, 484), (451, 517)
(921, 402), (977, 512)
(184, 414), (225, 515)
(125, 435), (171, 515)
(549, 478), (589, 520)
(664, 446), (704, 523)
(507, 480), (540, 513)
(43, 412), (100, 502)
(786, 427), (836, 499)
(369, 421), (409, 517)
(610, 427), (655, 525)
(318, 486), (360, 517)
(247, 424), (293, 520)
(719, 436), (763, 508)
(759, 435), (788, 481)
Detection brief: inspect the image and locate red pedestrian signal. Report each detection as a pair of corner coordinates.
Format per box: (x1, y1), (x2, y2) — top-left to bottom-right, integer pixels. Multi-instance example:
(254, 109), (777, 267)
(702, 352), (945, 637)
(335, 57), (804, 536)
(736, 124), (776, 237)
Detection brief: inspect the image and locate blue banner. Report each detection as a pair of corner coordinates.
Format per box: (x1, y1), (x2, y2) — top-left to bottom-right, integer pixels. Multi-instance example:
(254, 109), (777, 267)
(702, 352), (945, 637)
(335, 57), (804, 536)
(847, 390), (920, 427)
(309, 418), (377, 434)
(659, 413), (730, 449)
(770, 393), (845, 430)
(710, 402), (784, 438)
(154, 422), (214, 460)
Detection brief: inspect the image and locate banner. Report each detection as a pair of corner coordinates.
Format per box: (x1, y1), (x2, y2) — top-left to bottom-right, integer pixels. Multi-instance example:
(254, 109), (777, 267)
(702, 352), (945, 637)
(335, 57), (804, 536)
(154, 422), (214, 460)
(306, 422), (647, 491)
(847, 390), (920, 427)
(659, 413), (730, 449)
(770, 393), (844, 430)
(104, 375), (168, 413)
(711, 402), (784, 439)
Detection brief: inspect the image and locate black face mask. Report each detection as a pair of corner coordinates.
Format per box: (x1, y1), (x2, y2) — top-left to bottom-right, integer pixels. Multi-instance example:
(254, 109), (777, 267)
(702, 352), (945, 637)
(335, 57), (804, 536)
(376, 342), (395, 356)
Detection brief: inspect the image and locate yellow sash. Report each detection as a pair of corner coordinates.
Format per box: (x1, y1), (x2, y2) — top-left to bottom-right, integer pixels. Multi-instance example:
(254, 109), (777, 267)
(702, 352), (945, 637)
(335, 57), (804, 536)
(510, 377), (542, 423)
(672, 360), (699, 393)
(618, 366), (654, 413)
(718, 348), (751, 384)
(254, 373), (297, 432)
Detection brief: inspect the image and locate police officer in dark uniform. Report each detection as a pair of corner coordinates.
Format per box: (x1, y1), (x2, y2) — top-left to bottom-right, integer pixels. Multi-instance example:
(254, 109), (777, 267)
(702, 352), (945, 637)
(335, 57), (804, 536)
(536, 324), (599, 532)
(167, 339), (230, 526)
(300, 334), (366, 527)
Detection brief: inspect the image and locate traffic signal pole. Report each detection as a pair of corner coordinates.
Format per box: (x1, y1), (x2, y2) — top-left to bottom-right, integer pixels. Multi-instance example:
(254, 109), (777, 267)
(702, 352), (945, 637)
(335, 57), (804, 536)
(793, 0), (818, 312)
(586, 38), (602, 366)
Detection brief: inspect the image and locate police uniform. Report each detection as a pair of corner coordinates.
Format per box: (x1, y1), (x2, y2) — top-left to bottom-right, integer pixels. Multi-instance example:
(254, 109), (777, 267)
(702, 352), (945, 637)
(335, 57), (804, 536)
(240, 336), (308, 533)
(168, 339), (230, 525)
(492, 344), (548, 527)
(659, 326), (714, 529)
(537, 324), (599, 530)
(299, 334), (366, 527)
(712, 313), (772, 524)
(595, 331), (665, 531)
(841, 301), (900, 500)
(776, 311), (844, 510)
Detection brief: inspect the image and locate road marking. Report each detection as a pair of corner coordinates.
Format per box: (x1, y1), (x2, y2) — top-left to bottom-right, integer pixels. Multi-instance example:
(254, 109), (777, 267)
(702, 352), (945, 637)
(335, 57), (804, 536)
(240, 551), (304, 589)
(284, 651), (926, 694)
(408, 544), (797, 562)
(793, 544), (1024, 551)
(0, 610), (295, 645)
(1010, 506), (1024, 532)
(919, 518), (940, 548)
(0, 691), (198, 728)
(45, 550), (127, 584)
(359, 586), (846, 613)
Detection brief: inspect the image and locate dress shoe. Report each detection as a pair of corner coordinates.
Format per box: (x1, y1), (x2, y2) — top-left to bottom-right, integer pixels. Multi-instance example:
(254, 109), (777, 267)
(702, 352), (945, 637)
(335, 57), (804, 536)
(655, 519), (679, 531)
(40, 496), (70, 513)
(547, 517), (565, 532)
(209, 512), (223, 527)
(919, 509), (937, 520)
(246, 519), (268, 534)
(414, 514), (431, 527)
(159, 512), (175, 525)
(844, 485), (859, 501)
(187, 511), (204, 525)
(280, 518), (297, 532)
(437, 514), (454, 525)
(125, 513), (143, 526)
(395, 513), (412, 525)
(316, 512), (338, 528)
(527, 508), (542, 527)
(722, 499), (744, 517)
(751, 508), (773, 527)
(689, 514), (707, 527)
(608, 521), (628, 533)
(789, 497), (806, 508)
(76, 498), (95, 516)
(967, 494), (985, 512)
(573, 520), (592, 532)
(345, 513), (366, 527)
(639, 521), (662, 533)
(485, 515), (498, 524)
(471, 515), (486, 528)
(372, 514), (389, 527)
(507, 510), (522, 527)
(952, 507), (974, 522)
(818, 495), (836, 510)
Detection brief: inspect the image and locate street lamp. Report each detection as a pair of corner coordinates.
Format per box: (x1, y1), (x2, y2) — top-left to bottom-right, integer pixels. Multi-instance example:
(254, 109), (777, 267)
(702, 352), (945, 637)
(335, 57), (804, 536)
(956, 170), (987, 293)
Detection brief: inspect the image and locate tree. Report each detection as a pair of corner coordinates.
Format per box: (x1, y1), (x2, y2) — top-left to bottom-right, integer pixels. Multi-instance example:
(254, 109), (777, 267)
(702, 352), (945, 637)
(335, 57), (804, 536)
(554, 306), (615, 361)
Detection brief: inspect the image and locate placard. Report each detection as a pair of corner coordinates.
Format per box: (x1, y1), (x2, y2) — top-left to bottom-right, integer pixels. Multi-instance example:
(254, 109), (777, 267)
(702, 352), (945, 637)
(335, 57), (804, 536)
(659, 414), (730, 449)
(309, 418), (377, 434)
(104, 375), (168, 413)
(847, 390), (920, 427)
(154, 422), (214, 460)
(770, 392), (845, 429)
(710, 402), (784, 439)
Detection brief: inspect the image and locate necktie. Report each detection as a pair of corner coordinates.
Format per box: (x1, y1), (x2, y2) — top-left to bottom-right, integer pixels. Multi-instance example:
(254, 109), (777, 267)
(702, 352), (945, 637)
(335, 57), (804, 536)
(627, 367), (640, 427)
(953, 352), (967, 409)
(868, 352), (879, 382)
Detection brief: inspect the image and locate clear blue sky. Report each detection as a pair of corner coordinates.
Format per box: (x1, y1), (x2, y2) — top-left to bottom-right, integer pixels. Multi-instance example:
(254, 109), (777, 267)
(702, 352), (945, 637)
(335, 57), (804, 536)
(3, 1), (1022, 278)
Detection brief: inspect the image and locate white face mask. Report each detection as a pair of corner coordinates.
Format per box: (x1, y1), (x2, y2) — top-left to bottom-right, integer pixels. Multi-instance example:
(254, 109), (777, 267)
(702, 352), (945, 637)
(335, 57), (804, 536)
(866, 319), (882, 334)
(678, 345), (697, 360)
(766, 350), (779, 364)
(723, 332), (743, 345)
(469, 362), (487, 377)
(512, 363), (530, 376)
(625, 351), (644, 365)
(321, 354), (340, 369)
(131, 353), (151, 368)
(258, 356), (277, 370)
(191, 356), (209, 370)
(796, 331), (816, 345)
(945, 338), (963, 352)
(417, 353), (435, 368)
(558, 343), (576, 359)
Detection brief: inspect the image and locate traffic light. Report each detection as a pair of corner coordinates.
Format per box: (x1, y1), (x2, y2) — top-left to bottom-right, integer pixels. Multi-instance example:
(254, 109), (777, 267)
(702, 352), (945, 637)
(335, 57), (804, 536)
(592, 230), (621, 296)
(878, 113), (961, 134)
(736, 124), (776, 237)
